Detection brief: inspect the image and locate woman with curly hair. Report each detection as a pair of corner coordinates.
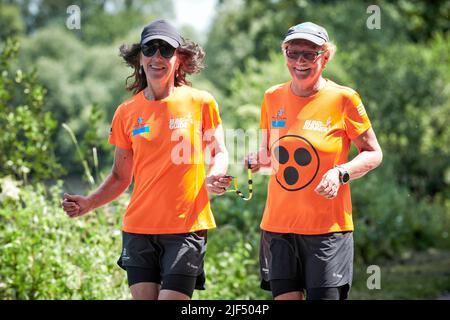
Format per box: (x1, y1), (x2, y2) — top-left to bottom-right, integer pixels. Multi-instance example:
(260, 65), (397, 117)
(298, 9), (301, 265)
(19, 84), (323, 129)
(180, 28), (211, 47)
(62, 19), (232, 300)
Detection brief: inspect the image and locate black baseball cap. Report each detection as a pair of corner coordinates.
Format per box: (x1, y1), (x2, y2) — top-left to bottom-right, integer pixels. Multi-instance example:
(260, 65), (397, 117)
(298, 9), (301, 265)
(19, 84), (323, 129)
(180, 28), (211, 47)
(283, 22), (329, 46)
(140, 19), (183, 48)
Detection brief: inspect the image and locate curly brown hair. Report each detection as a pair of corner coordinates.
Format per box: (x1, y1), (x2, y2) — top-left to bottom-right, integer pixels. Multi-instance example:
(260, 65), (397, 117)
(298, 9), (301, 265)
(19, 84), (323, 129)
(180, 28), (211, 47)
(119, 39), (206, 94)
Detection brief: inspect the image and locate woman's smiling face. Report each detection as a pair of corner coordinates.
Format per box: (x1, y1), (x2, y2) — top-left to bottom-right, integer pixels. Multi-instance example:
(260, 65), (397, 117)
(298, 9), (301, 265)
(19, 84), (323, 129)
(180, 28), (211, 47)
(140, 40), (180, 85)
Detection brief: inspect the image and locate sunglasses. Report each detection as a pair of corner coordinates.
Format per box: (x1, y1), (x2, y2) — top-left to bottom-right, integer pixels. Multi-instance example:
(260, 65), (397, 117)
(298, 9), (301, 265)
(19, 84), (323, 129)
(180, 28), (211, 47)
(141, 41), (176, 59)
(225, 163), (253, 201)
(285, 49), (326, 62)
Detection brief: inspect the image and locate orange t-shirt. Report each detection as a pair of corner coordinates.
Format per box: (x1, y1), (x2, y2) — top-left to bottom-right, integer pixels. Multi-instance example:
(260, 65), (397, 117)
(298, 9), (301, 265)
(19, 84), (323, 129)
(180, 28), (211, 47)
(109, 85), (221, 234)
(259, 80), (372, 234)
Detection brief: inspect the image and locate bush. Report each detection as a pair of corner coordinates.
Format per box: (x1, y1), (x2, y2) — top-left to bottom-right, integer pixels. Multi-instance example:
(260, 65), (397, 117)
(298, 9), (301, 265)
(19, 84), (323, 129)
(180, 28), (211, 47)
(0, 38), (62, 181)
(194, 226), (268, 300)
(0, 177), (130, 299)
(352, 159), (450, 264)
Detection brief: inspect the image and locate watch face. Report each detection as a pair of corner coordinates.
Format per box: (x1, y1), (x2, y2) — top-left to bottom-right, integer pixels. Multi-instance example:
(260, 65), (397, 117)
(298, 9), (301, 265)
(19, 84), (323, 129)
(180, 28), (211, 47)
(342, 172), (350, 183)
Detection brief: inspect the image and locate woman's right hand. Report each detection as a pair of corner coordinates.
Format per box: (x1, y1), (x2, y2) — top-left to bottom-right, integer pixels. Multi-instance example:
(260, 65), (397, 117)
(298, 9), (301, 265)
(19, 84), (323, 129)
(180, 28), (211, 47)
(62, 193), (92, 218)
(206, 175), (233, 195)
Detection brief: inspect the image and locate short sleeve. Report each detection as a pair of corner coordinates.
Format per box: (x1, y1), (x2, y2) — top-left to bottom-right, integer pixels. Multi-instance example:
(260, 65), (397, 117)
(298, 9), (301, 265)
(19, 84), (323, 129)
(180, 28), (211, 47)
(108, 105), (132, 150)
(259, 96), (271, 153)
(260, 97), (269, 129)
(202, 93), (222, 132)
(344, 92), (372, 140)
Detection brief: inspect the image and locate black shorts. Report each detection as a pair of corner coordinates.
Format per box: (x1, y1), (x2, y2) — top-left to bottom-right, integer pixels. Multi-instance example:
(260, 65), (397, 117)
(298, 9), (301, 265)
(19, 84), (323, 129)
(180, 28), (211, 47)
(259, 230), (353, 298)
(117, 230), (208, 296)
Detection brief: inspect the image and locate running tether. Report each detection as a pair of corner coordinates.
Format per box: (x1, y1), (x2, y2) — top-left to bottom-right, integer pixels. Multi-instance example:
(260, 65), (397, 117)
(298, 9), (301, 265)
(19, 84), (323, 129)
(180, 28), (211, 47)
(226, 163), (253, 201)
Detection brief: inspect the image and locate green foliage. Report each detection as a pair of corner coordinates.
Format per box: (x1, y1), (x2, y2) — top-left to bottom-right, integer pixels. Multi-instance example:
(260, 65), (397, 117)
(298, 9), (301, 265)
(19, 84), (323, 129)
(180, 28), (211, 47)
(351, 250), (450, 299)
(80, 9), (148, 45)
(194, 229), (266, 299)
(18, 26), (127, 175)
(0, 177), (130, 299)
(204, 0), (303, 93)
(395, 0), (450, 42)
(7, 0), (175, 34)
(224, 52), (289, 128)
(0, 39), (63, 181)
(62, 123), (96, 186)
(352, 161), (450, 264)
(0, 4), (25, 41)
(339, 38), (450, 198)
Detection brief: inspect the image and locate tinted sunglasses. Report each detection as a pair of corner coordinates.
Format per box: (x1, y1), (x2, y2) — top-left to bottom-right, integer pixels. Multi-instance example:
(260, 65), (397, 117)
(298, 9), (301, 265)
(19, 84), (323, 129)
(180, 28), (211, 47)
(285, 49), (326, 62)
(141, 41), (176, 59)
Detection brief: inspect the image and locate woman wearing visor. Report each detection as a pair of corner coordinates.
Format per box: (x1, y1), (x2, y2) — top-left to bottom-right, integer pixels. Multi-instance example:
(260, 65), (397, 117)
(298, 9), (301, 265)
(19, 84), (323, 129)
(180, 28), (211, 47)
(246, 22), (383, 300)
(62, 19), (232, 300)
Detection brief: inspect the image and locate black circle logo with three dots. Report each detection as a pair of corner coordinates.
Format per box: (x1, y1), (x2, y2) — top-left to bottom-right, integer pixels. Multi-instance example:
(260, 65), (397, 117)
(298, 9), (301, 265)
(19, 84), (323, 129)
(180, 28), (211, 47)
(271, 135), (320, 191)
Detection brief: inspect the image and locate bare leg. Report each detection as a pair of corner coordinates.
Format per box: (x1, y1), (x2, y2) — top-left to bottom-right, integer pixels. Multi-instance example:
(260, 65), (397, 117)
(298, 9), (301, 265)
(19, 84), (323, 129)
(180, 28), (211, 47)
(158, 289), (191, 300)
(129, 282), (161, 300)
(274, 291), (305, 300)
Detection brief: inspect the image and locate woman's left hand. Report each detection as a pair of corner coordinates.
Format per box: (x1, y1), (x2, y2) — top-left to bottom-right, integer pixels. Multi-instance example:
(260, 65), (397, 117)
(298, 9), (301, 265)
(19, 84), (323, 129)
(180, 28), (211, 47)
(206, 175), (233, 195)
(314, 168), (341, 199)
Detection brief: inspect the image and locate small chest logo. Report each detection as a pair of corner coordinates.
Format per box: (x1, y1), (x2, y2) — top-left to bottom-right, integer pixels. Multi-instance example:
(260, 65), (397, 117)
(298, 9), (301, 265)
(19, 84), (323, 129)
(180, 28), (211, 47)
(271, 107), (286, 128)
(132, 116), (150, 136)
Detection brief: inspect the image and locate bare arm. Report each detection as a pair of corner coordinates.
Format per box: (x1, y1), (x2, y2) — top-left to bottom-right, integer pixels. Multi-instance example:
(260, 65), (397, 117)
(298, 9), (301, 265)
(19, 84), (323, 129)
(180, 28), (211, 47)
(63, 147), (134, 217)
(246, 129), (271, 173)
(315, 128), (383, 199)
(339, 128), (383, 180)
(204, 124), (232, 195)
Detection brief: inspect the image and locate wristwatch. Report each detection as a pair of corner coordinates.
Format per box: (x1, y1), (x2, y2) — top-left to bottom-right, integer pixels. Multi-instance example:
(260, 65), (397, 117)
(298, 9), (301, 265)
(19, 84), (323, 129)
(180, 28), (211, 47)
(335, 166), (350, 184)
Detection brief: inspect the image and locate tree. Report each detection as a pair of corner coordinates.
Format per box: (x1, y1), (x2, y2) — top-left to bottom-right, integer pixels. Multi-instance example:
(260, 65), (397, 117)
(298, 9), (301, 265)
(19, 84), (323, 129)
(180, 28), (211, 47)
(3, 0), (175, 36)
(0, 3), (25, 41)
(0, 39), (63, 181)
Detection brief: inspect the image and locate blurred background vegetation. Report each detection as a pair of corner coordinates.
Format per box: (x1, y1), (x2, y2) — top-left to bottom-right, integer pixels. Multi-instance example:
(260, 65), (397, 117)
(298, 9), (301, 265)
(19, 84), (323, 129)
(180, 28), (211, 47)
(0, 0), (449, 299)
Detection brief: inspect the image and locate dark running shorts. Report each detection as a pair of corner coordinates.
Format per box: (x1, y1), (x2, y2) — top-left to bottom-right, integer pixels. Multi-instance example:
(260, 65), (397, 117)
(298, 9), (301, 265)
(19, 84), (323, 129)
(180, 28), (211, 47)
(117, 230), (208, 294)
(260, 230), (353, 296)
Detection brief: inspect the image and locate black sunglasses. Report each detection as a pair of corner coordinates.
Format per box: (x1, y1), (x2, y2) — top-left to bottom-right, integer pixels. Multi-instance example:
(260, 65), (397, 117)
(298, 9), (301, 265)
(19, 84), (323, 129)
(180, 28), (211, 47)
(141, 41), (176, 59)
(285, 49), (326, 62)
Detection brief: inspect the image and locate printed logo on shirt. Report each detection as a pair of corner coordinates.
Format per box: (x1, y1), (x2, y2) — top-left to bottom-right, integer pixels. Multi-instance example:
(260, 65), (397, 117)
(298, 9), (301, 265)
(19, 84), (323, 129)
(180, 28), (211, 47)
(356, 103), (367, 116)
(303, 117), (332, 133)
(271, 107), (286, 128)
(169, 112), (193, 129)
(271, 135), (320, 191)
(132, 116), (150, 136)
